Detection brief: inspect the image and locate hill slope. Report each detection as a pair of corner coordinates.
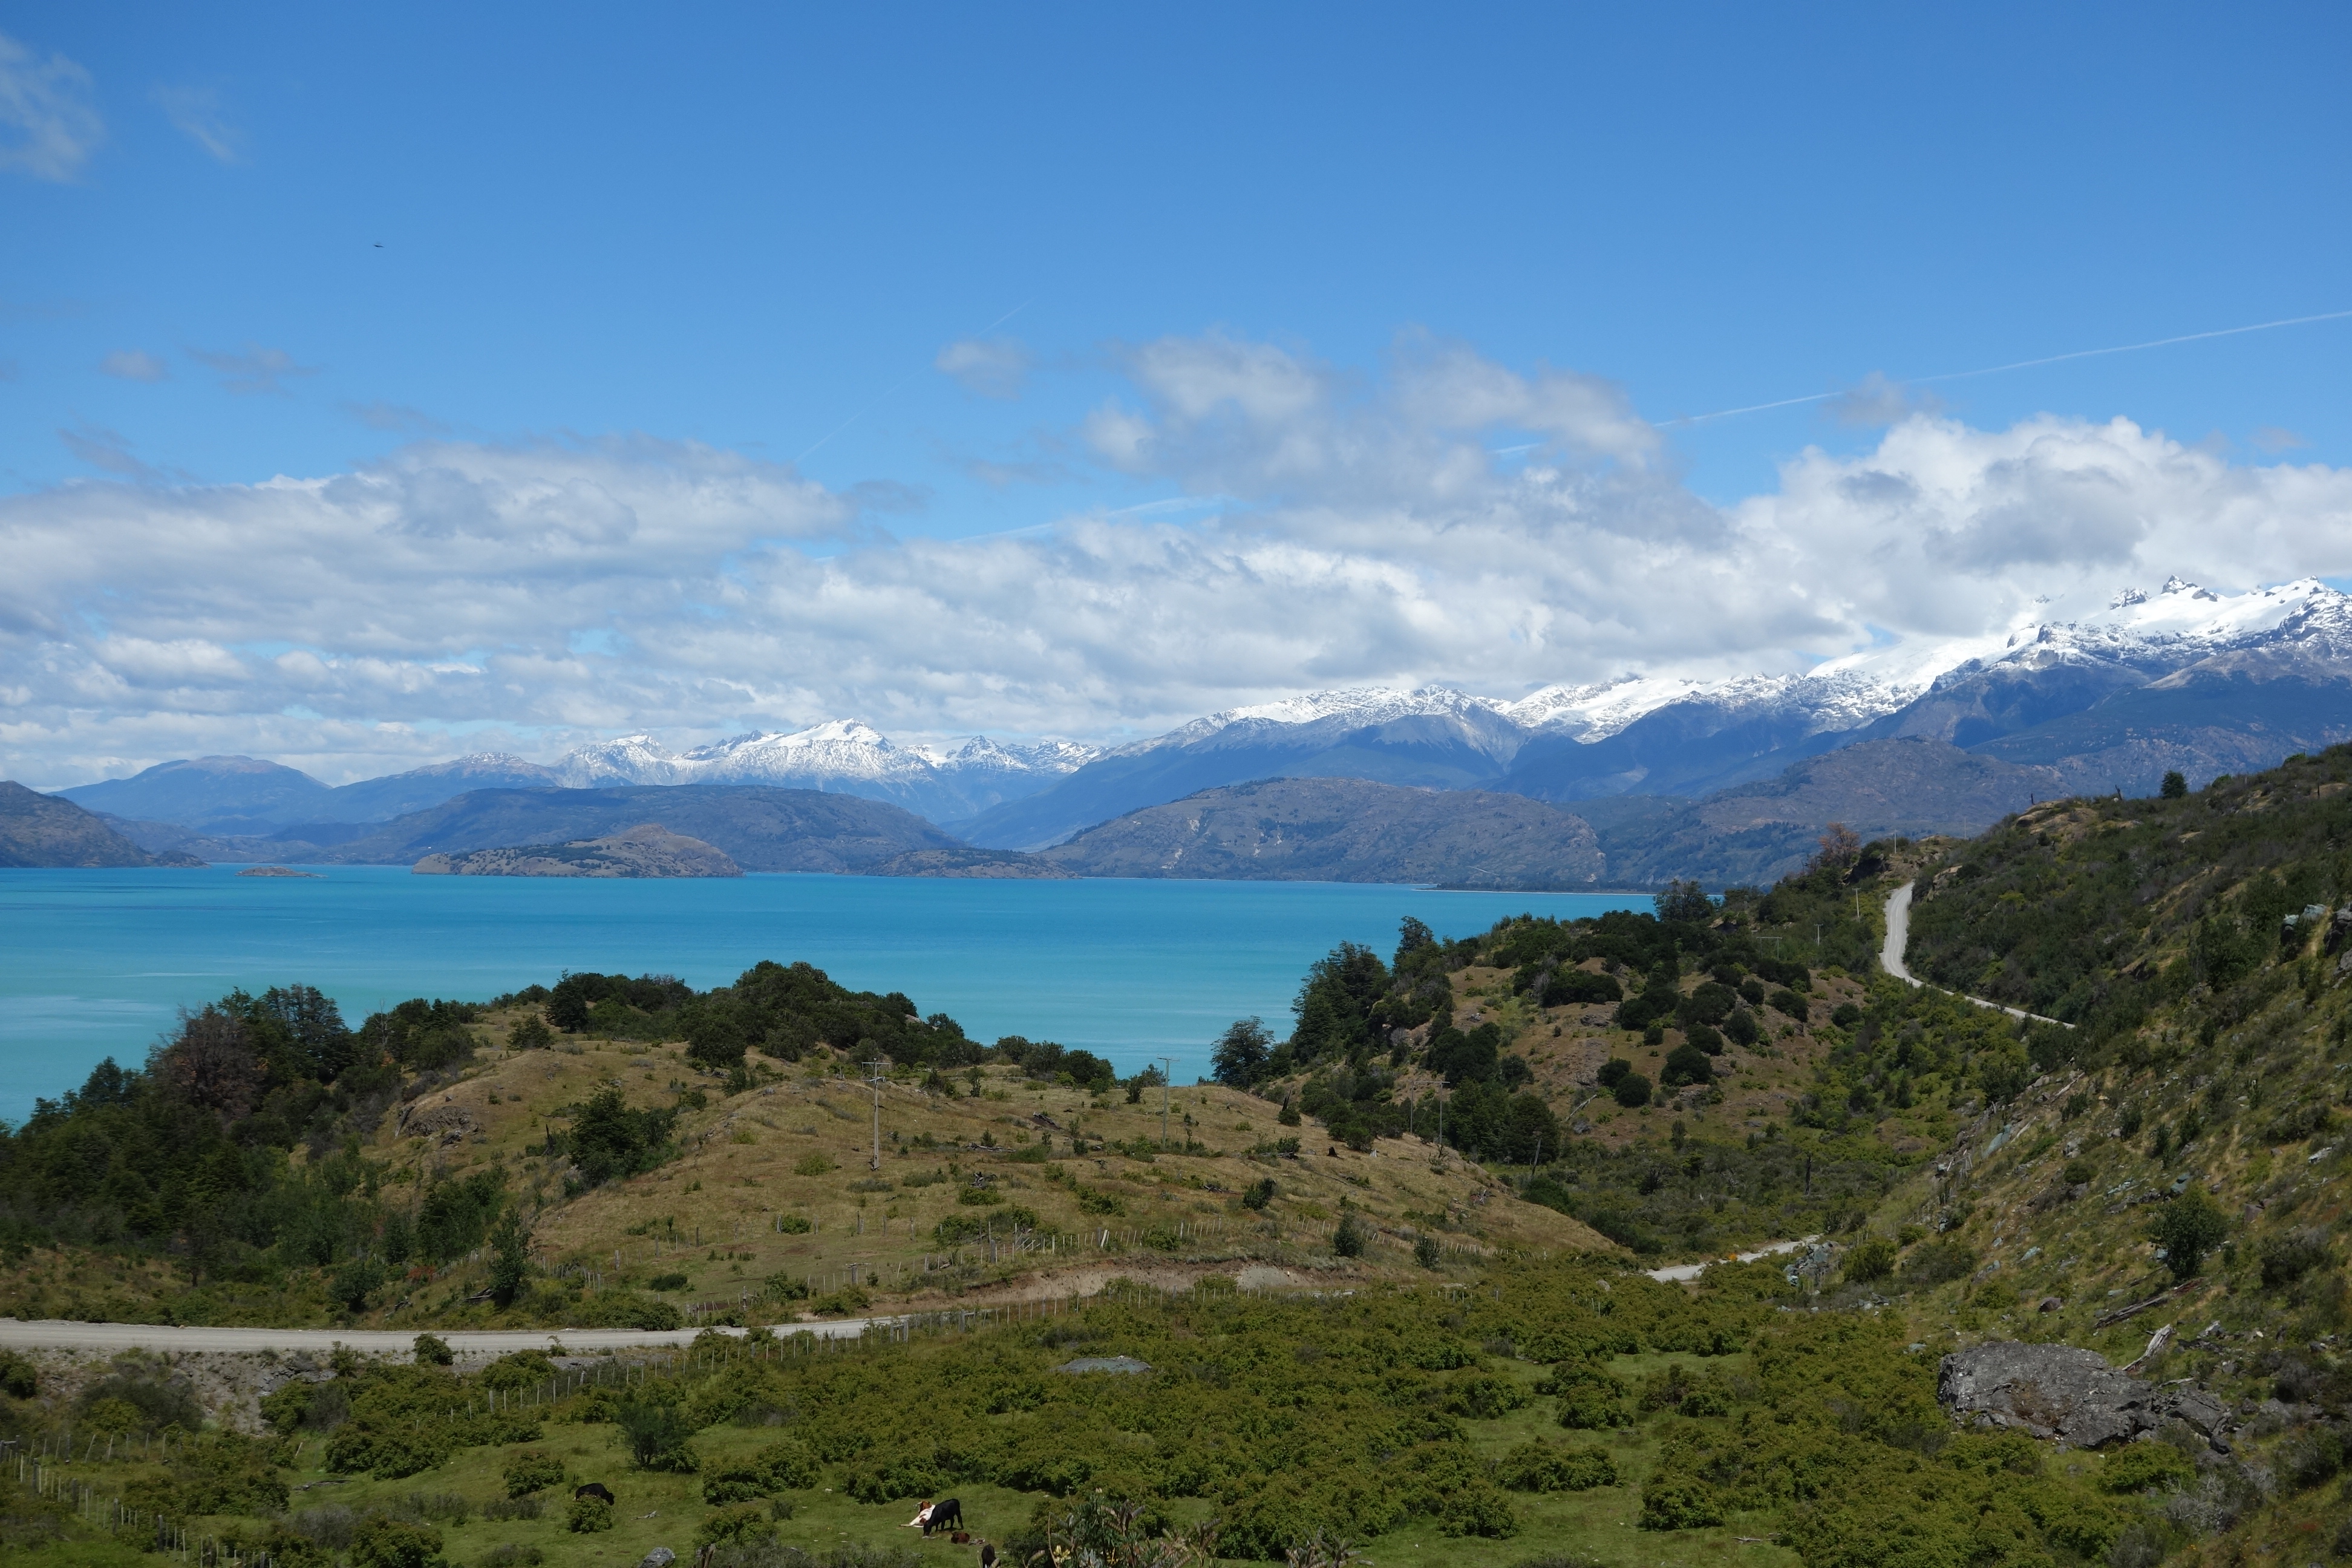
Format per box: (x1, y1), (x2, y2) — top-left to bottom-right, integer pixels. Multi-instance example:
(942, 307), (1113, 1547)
(1595, 737), (2063, 886)
(0, 781), (204, 867)
(1039, 776), (1606, 887)
(307, 785), (962, 872)
(413, 823), (743, 877)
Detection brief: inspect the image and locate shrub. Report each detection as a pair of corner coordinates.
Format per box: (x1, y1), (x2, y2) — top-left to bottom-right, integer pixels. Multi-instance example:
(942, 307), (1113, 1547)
(2260, 1228), (2331, 1288)
(480, 1546), (544, 1568)
(351, 1514), (445, 1568)
(0, 1350), (36, 1399)
(794, 1152), (835, 1176)
(503, 1450), (566, 1498)
(566, 1494), (615, 1533)
(746, 1436), (817, 1489)
(1596, 1059), (1632, 1088)
(1829, 1003), (1862, 1029)
(650, 1272), (689, 1291)
(1495, 1440), (1617, 1492)
(2148, 1187), (2227, 1281)
(1768, 988), (1806, 1018)
(698, 1502), (776, 1550)
(1241, 1178), (1276, 1210)
(1638, 1476), (1723, 1530)
(1550, 1365), (1627, 1430)
(1662, 1044), (1712, 1086)
(618, 1399), (699, 1471)
(776, 1213), (813, 1233)
(1844, 1236), (1898, 1283)
(411, 1333), (453, 1366)
(2099, 1443), (2194, 1495)
(1415, 1235), (1443, 1270)
(704, 1467), (772, 1504)
(1613, 1073), (1651, 1109)
(1901, 1239), (1977, 1285)
(1333, 1212), (1368, 1258)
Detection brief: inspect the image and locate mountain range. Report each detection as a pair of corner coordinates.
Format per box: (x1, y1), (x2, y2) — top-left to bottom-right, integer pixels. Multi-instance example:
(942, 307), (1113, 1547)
(26, 574), (2352, 886)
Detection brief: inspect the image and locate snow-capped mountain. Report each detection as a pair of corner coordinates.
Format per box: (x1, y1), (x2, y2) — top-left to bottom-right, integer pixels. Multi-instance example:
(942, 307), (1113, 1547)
(551, 720), (1094, 821)
(962, 576), (2352, 843)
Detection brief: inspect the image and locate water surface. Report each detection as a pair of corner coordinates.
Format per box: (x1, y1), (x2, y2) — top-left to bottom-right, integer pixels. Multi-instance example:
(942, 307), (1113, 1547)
(0, 867), (1645, 1119)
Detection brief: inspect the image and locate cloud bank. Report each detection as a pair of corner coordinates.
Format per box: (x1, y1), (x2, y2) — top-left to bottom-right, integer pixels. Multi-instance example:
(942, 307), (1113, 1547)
(7, 333), (2351, 786)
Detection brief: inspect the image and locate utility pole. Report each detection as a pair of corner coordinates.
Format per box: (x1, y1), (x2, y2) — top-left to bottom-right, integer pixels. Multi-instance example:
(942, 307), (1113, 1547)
(1158, 1056), (1175, 1149)
(864, 1059), (887, 1171)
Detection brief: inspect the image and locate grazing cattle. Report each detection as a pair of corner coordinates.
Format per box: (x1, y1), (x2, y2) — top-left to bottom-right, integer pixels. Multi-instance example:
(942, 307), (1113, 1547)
(979, 1543), (998, 1568)
(574, 1482), (615, 1504)
(924, 1498), (964, 1536)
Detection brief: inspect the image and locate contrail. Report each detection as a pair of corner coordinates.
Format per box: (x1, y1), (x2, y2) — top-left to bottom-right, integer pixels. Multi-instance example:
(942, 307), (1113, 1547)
(794, 298), (1035, 465)
(1665, 307), (2352, 426)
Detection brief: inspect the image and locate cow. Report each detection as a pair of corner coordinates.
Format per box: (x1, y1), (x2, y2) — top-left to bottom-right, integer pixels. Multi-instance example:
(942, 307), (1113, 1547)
(574, 1482), (616, 1505)
(979, 1543), (998, 1568)
(950, 1533), (973, 1545)
(924, 1498), (965, 1536)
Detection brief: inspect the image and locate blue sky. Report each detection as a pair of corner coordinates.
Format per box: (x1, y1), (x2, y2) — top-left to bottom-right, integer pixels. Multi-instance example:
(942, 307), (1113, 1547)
(4, 3), (2350, 783)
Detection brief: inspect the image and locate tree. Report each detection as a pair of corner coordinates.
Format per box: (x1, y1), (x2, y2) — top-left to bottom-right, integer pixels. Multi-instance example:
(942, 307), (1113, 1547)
(488, 1209), (531, 1308)
(682, 1002), (746, 1073)
(157, 1005), (264, 1122)
(1210, 1018), (1273, 1086)
(2160, 770), (2188, 799)
(2149, 1187), (2227, 1281)
(1814, 823), (1863, 872)
(1613, 1073), (1651, 1108)
(1654, 880), (1714, 924)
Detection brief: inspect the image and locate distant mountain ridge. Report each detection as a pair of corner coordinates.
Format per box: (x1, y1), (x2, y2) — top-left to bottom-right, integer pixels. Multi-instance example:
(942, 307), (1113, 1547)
(38, 575), (2352, 883)
(551, 720), (1093, 821)
(1037, 776), (1606, 887)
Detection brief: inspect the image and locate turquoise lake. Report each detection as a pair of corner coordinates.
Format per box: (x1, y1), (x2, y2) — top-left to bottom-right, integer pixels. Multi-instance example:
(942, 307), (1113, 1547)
(0, 867), (1645, 1120)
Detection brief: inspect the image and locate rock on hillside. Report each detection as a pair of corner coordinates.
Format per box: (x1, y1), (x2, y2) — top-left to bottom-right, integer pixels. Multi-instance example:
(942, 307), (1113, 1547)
(1039, 776), (1604, 888)
(0, 781), (205, 867)
(412, 823), (742, 878)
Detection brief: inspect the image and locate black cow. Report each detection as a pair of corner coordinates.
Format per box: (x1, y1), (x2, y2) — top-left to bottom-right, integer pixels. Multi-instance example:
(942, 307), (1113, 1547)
(924, 1498), (964, 1536)
(979, 1544), (998, 1568)
(575, 1482), (616, 1504)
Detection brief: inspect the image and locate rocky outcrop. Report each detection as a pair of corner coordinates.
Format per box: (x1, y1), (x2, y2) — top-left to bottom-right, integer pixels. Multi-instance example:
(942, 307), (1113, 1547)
(1937, 1340), (2230, 1449)
(413, 823), (742, 878)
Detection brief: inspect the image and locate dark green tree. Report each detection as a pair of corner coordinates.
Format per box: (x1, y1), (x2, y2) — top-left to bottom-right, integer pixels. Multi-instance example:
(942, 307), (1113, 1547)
(1210, 1018), (1273, 1086)
(2160, 770), (2188, 799)
(488, 1209), (531, 1307)
(2149, 1187), (2227, 1281)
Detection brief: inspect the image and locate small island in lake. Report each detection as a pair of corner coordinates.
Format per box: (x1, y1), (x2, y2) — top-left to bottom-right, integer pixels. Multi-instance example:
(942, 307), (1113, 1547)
(236, 866), (321, 878)
(411, 822), (742, 878)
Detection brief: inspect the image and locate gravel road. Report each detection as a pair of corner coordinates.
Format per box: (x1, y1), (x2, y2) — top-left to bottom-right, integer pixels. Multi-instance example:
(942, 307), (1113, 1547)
(0, 1316), (880, 1359)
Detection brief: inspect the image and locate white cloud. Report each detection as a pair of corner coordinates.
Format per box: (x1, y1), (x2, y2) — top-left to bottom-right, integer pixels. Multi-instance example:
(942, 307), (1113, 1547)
(189, 343), (318, 396)
(99, 349), (168, 382)
(0, 30), (102, 182)
(935, 336), (1031, 399)
(152, 85), (241, 162)
(5, 335), (2351, 788)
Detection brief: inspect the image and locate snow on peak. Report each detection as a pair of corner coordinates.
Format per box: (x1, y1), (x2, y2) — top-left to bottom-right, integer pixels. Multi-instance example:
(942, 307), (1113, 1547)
(1504, 675), (1710, 740)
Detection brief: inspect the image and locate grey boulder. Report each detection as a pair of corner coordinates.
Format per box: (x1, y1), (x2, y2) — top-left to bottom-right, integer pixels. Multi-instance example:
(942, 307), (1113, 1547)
(1937, 1341), (2228, 1448)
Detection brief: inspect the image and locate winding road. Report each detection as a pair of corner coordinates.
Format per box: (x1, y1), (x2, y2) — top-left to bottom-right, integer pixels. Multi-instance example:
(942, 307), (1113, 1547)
(0, 891), (2021, 1356)
(1882, 881), (2071, 1028)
